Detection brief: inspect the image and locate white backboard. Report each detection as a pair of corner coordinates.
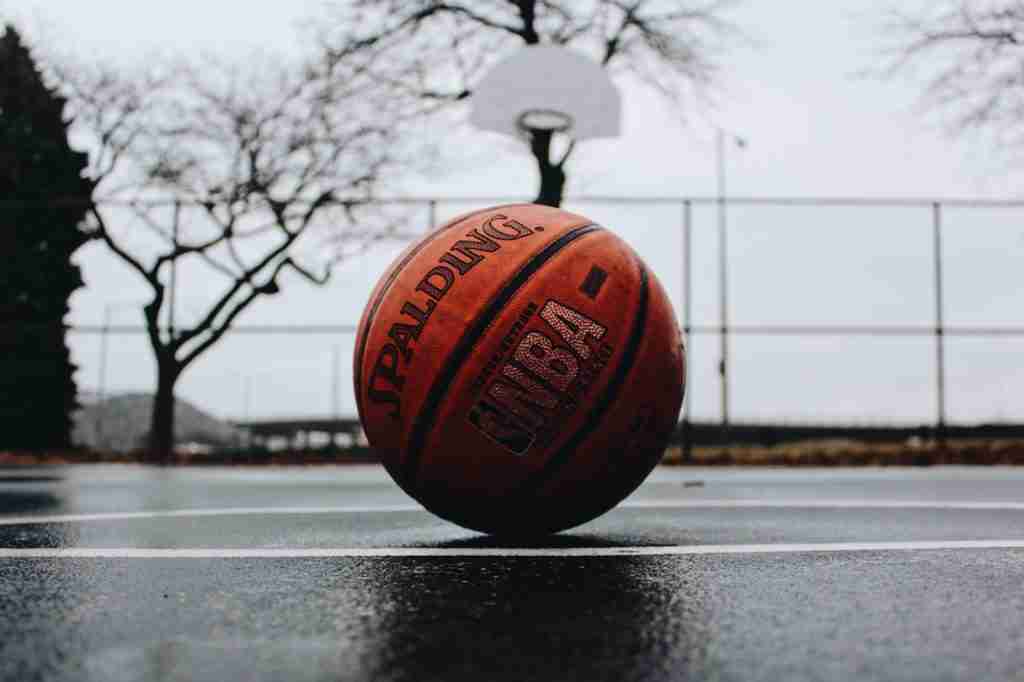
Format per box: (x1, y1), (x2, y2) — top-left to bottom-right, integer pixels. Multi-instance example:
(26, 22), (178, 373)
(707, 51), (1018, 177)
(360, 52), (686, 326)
(470, 45), (621, 140)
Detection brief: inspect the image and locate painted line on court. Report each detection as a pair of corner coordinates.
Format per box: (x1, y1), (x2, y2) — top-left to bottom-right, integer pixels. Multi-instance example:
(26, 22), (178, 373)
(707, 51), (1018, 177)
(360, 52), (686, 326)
(3, 540), (1024, 559)
(0, 505), (422, 526)
(4, 499), (1024, 527)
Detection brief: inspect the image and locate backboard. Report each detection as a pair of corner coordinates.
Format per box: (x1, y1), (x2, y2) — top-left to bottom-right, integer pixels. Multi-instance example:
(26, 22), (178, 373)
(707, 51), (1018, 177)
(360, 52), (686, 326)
(470, 45), (621, 140)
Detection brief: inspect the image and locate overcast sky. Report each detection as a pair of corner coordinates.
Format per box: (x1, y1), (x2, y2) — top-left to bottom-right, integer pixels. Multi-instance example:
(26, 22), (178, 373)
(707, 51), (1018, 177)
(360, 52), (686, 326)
(4, 0), (1022, 427)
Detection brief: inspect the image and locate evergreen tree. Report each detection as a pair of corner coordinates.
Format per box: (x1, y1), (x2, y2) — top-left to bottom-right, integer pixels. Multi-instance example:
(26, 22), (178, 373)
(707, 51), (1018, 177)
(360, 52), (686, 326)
(0, 25), (93, 450)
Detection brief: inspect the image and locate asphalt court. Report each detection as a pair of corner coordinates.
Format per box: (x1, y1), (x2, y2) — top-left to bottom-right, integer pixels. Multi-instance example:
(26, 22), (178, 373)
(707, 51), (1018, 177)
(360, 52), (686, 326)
(2, 465), (1024, 681)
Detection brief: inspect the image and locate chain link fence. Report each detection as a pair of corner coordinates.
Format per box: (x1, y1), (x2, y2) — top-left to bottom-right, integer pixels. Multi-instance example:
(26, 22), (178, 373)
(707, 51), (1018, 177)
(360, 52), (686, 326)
(21, 195), (1023, 452)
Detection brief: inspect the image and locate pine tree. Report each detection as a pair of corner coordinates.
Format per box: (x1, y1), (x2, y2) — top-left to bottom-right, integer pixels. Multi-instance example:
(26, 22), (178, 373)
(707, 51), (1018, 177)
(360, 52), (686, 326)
(0, 25), (93, 450)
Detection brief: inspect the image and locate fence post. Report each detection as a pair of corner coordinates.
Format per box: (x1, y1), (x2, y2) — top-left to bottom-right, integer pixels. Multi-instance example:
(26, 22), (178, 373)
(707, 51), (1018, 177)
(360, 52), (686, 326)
(169, 199), (180, 343)
(428, 199), (438, 232)
(681, 199), (693, 462)
(96, 305), (111, 450)
(932, 202), (947, 445)
(718, 193), (730, 443)
(331, 344), (341, 452)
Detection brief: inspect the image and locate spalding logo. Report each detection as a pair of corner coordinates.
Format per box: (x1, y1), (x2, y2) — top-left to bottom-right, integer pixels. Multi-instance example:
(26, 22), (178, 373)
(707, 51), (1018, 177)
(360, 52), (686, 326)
(469, 299), (612, 455)
(367, 214), (538, 421)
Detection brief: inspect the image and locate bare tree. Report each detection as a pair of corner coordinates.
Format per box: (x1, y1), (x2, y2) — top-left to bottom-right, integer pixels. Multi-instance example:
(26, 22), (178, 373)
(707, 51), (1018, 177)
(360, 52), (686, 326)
(879, 2), (1024, 148)
(53, 51), (418, 462)
(321, 0), (742, 206)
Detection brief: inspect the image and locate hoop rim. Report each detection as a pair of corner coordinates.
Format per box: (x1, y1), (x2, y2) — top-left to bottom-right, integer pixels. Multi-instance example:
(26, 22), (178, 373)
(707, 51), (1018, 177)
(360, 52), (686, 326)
(516, 108), (574, 134)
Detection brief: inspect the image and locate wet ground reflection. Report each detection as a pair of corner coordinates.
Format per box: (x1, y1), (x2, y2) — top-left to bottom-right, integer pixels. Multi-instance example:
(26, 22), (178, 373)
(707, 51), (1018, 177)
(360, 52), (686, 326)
(359, 556), (714, 681)
(0, 490), (62, 515)
(0, 555), (716, 682)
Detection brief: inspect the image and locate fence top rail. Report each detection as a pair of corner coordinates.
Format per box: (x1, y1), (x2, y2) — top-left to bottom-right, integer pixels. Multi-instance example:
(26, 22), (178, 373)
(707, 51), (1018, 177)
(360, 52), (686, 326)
(6, 195), (1024, 208)
(59, 323), (1024, 336)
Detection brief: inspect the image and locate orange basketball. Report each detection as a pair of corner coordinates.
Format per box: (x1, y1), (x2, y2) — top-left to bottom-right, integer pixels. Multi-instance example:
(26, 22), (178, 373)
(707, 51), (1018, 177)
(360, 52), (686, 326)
(354, 204), (685, 535)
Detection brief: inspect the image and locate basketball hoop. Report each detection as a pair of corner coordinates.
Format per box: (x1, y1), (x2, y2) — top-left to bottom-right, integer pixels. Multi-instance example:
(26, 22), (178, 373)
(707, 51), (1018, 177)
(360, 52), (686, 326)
(516, 109), (574, 136)
(470, 45), (620, 143)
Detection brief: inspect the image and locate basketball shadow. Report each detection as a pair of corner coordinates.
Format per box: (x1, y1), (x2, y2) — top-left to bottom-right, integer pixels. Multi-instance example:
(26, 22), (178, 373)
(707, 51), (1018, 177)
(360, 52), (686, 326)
(424, 531), (636, 549)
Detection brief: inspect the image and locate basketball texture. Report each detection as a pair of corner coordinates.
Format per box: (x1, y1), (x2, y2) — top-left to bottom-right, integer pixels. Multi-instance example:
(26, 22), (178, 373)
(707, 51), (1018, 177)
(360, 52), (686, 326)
(354, 204), (685, 535)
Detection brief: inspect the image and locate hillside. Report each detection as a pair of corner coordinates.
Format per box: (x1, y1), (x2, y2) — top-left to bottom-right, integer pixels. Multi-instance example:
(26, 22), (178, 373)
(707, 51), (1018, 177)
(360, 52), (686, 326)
(73, 393), (241, 452)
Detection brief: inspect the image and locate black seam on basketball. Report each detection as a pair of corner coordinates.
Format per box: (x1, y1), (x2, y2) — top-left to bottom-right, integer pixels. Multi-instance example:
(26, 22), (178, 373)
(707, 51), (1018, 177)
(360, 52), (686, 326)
(513, 257), (650, 500)
(353, 203), (536, 422)
(401, 223), (603, 486)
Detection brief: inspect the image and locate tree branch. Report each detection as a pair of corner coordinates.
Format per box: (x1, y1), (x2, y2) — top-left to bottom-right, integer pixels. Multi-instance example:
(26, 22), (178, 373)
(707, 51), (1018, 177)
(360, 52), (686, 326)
(176, 255), (325, 369)
(877, 1), (1024, 143)
(87, 207), (158, 287)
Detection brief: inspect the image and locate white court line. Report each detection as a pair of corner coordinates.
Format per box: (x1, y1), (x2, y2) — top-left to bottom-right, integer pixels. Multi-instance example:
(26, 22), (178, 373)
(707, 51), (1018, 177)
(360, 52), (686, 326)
(3, 540), (1024, 559)
(0, 504), (422, 527)
(3, 499), (1024, 527)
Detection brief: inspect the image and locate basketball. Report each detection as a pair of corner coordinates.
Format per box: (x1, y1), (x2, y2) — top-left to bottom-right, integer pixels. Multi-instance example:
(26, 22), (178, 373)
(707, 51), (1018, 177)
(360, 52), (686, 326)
(354, 204), (686, 535)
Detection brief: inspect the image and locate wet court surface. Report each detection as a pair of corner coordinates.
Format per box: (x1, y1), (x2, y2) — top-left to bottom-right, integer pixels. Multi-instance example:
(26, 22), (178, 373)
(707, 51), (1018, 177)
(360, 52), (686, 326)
(1, 465), (1023, 681)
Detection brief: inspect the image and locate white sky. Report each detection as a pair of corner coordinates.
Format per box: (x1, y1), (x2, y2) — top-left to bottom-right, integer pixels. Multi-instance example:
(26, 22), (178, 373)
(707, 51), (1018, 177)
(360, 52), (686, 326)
(4, 0), (1023, 426)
